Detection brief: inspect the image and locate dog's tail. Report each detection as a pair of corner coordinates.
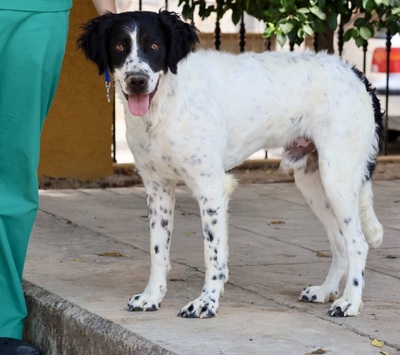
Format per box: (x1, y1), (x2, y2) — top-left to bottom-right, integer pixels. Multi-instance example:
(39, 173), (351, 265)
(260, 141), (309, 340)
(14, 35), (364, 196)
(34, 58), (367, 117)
(359, 179), (383, 248)
(352, 67), (384, 249)
(351, 66), (384, 179)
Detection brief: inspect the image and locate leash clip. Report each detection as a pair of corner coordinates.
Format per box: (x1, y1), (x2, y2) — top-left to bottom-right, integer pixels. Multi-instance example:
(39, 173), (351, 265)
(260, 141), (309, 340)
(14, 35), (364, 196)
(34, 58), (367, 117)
(104, 68), (111, 104)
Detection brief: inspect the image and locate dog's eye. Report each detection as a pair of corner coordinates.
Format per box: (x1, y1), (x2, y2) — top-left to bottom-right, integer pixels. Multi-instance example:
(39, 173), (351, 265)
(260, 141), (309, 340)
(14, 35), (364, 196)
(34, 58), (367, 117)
(150, 43), (159, 51)
(115, 43), (125, 52)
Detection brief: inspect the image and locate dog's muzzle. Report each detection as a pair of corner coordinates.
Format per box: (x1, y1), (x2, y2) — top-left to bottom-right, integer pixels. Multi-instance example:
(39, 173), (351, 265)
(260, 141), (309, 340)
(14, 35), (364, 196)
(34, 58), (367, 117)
(126, 73), (149, 93)
(122, 72), (157, 117)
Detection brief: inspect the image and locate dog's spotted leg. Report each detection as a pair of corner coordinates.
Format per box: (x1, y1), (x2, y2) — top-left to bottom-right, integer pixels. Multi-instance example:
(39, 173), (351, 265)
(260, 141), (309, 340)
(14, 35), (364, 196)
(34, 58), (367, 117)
(294, 163), (347, 304)
(318, 161), (369, 317)
(327, 215), (368, 317)
(178, 175), (237, 318)
(128, 180), (176, 312)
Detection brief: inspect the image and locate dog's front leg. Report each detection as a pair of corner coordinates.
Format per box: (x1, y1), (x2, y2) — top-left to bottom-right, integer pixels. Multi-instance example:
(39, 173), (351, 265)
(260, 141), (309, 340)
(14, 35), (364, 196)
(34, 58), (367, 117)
(178, 175), (237, 318)
(128, 180), (176, 312)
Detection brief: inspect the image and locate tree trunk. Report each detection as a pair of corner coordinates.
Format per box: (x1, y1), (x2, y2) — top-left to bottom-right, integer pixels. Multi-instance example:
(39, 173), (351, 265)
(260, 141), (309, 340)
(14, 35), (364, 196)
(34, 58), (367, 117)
(315, 26), (335, 54)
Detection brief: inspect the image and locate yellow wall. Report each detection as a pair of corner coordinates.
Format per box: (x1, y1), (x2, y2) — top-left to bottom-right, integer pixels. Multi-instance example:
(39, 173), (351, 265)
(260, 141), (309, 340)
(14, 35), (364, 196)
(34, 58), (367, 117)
(38, 1), (113, 180)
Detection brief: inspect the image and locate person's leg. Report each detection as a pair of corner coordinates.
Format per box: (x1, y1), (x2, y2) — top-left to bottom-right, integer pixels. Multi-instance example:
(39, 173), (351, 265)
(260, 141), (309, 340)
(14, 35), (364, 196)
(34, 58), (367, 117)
(0, 9), (69, 339)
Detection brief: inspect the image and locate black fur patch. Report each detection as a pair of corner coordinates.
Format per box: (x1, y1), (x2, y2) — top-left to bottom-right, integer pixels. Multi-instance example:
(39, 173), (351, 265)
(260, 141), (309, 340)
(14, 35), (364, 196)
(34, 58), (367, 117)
(78, 10), (199, 75)
(351, 66), (384, 179)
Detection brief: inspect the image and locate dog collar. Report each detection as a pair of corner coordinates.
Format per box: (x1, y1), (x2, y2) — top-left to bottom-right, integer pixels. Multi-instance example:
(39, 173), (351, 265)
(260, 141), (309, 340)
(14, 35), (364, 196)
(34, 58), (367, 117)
(105, 68), (111, 103)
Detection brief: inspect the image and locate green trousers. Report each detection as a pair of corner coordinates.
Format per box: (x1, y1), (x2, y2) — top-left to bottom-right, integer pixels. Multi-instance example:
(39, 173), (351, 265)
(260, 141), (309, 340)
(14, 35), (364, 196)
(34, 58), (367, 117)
(0, 9), (69, 339)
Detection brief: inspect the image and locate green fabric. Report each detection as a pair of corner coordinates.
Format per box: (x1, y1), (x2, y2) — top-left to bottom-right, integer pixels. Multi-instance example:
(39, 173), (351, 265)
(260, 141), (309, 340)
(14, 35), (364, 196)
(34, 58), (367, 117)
(0, 9), (69, 339)
(0, 0), (72, 12)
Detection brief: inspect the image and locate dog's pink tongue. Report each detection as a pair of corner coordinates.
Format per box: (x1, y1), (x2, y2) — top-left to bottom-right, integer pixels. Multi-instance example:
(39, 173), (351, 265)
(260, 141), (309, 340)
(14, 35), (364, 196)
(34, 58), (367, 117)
(128, 94), (150, 116)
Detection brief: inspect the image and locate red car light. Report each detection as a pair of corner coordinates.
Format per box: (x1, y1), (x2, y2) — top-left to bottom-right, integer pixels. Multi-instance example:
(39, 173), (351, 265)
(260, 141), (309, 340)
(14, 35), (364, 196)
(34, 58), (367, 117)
(371, 47), (400, 73)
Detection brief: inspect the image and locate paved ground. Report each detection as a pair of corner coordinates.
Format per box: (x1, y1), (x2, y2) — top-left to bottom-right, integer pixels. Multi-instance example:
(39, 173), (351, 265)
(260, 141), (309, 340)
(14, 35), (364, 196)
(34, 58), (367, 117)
(25, 180), (400, 354)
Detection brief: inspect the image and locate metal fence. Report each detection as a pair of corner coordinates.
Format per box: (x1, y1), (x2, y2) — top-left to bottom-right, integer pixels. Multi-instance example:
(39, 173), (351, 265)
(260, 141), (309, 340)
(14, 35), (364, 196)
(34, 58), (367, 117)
(112, 1), (398, 161)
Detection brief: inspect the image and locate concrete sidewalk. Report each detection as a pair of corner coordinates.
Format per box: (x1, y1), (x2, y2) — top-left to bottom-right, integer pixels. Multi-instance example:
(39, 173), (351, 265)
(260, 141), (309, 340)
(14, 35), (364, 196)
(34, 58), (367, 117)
(24, 181), (400, 354)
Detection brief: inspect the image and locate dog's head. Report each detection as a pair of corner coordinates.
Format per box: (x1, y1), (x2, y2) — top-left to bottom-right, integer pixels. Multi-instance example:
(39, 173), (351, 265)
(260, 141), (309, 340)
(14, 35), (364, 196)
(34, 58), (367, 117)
(78, 10), (198, 116)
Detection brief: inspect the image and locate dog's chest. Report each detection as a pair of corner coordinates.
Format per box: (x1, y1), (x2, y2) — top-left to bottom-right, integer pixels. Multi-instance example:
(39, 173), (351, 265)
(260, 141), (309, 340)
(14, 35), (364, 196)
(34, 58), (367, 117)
(126, 121), (186, 180)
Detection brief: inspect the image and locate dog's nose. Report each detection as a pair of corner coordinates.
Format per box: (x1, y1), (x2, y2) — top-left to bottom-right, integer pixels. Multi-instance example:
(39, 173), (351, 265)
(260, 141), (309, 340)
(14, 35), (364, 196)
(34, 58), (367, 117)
(126, 73), (148, 92)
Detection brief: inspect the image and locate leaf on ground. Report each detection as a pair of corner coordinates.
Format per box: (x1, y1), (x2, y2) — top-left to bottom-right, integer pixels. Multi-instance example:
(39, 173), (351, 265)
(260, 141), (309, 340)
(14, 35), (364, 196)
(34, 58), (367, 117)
(371, 339), (384, 348)
(316, 251), (330, 257)
(306, 348), (328, 354)
(380, 351), (389, 355)
(269, 220), (285, 225)
(386, 255), (398, 259)
(96, 251), (130, 258)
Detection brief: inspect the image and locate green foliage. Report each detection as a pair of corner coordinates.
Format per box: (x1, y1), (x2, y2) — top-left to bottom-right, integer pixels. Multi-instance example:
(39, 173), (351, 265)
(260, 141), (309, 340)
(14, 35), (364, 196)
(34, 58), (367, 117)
(177, 0), (400, 49)
(344, 0), (400, 47)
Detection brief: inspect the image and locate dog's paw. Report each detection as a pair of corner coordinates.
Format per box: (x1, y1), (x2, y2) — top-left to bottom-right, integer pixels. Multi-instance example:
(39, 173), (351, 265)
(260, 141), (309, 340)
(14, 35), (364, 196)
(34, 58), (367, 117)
(300, 285), (339, 303)
(127, 293), (161, 312)
(177, 296), (218, 318)
(328, 298), (362, 317)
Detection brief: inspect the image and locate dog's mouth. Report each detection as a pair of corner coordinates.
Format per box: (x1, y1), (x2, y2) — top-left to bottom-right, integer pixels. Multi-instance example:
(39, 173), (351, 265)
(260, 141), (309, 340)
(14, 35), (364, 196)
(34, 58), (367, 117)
(122, 82), (159, 117)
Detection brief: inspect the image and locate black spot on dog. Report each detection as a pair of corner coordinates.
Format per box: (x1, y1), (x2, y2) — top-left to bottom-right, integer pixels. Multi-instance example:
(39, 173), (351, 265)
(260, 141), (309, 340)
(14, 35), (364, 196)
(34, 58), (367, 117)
(154, 245), (159, 254)
(344, 217), (352, 224)
(206, 208), (217, 216)
(353, 279), (359, 287)
(200, 306), (208, 314)
(161, 219), (168, 228)
(329, 306), (345, 317)
(203, 223), (213, 241)
(207, 230), (214, 242)
(212, 275), (217, 280)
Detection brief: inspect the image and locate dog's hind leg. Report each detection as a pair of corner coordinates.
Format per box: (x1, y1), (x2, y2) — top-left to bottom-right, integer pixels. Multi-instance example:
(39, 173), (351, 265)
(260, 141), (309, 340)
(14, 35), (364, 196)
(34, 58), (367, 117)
(359, 179), (383, 249)
(128, 180), (176, 312)
(294, 155), (347, 304)
(178, 174), (237, 318)
(317, 158), (370, 317)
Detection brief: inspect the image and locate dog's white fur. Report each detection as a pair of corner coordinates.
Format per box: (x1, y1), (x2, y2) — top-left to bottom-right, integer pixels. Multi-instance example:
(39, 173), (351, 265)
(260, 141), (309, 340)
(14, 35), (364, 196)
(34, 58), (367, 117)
(113, 47), (384, 318)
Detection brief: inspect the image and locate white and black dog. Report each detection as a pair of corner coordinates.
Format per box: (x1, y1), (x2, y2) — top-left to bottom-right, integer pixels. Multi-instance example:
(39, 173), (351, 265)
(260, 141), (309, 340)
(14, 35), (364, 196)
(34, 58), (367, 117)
(78, 10), (384, 318)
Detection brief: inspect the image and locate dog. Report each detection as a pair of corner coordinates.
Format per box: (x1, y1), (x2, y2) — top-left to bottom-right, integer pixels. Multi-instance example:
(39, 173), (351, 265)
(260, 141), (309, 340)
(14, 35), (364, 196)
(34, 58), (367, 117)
(78, 10), (384, 318)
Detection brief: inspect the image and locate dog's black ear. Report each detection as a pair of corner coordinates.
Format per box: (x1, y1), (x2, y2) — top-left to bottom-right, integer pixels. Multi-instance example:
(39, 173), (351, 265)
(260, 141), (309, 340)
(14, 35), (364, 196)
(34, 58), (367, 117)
(77, 13), (115, 75)
(159, 10), (199, 74)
